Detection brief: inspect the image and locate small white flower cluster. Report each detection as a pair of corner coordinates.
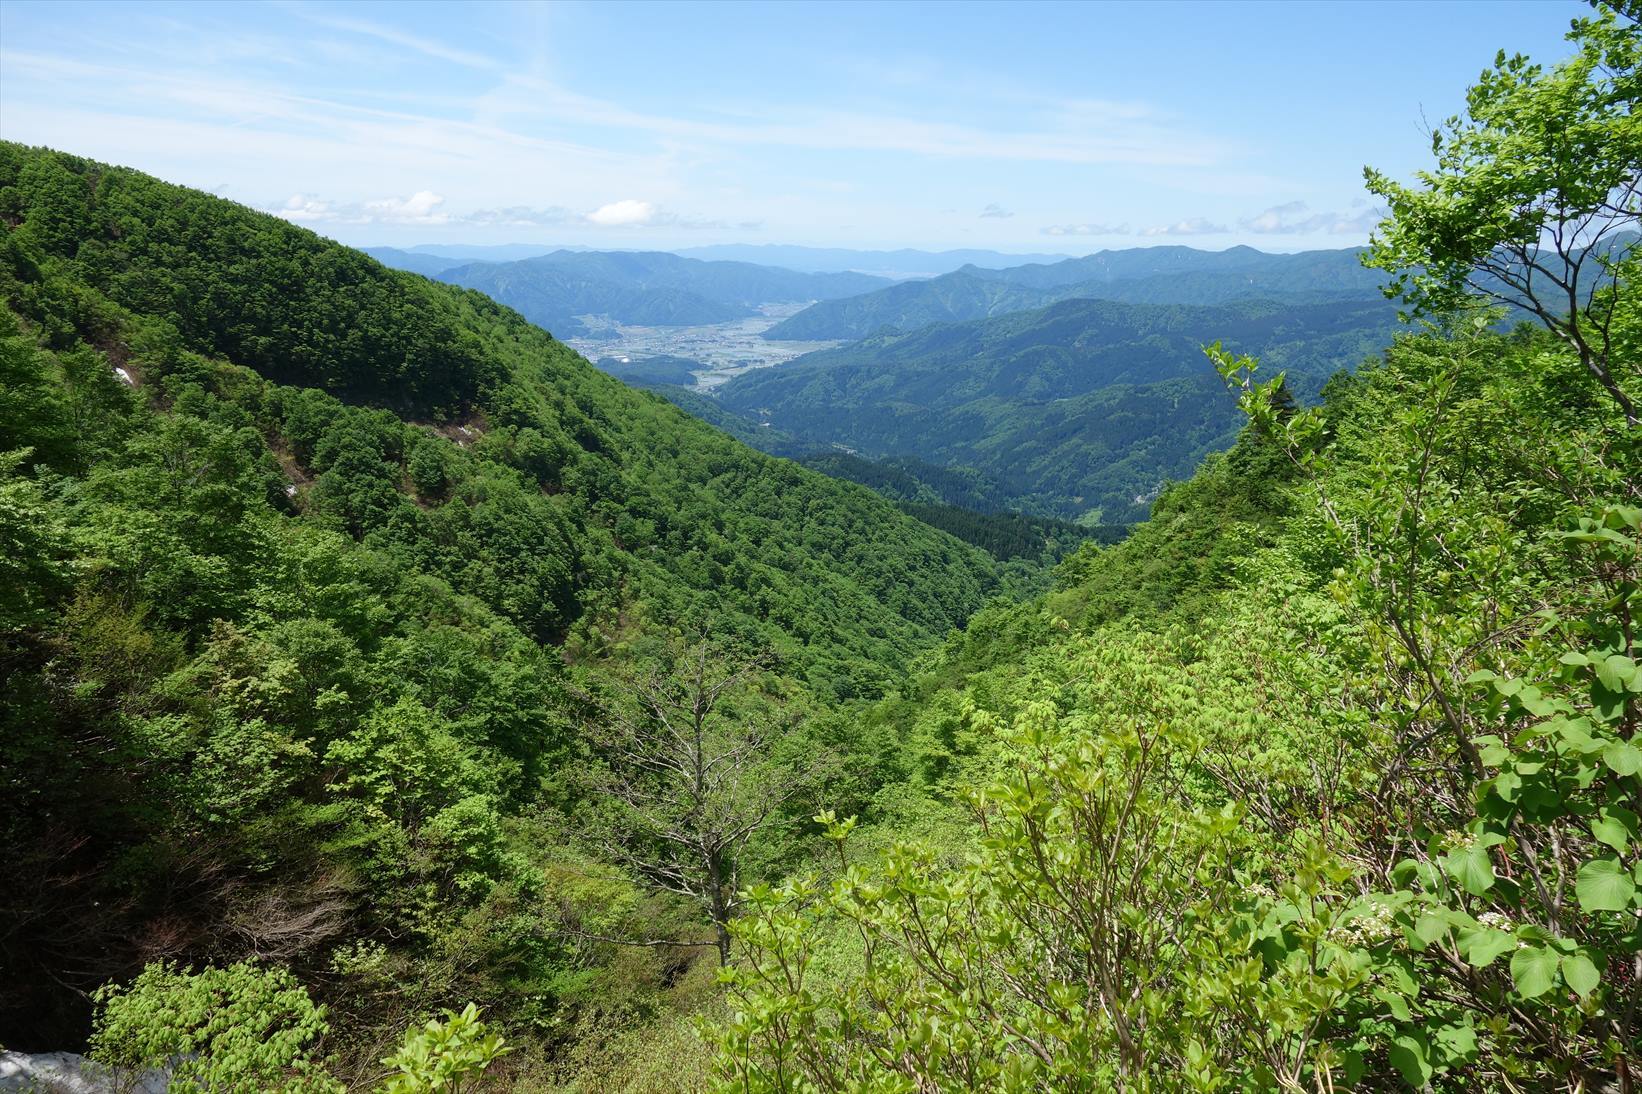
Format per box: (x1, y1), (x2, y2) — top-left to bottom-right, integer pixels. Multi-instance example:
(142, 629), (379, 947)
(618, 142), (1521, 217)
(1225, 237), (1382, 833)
(1246, 881), (1276, 902)
(1332, 901), (1398, 947)
(1477, 910), (1514, 932)
(1441, 829), (1479, 852)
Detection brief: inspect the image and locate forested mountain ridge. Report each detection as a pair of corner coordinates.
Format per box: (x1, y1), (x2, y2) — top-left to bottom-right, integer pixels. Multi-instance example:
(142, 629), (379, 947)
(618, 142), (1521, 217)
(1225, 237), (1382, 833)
(763, 244), (1387, 340)
(720, 294), (1402, 522)
(366, 247), (893, 336)
(437, 258), (750, 333)
(0, 140), (1002, 1078)
(675, 243), (1077, 277)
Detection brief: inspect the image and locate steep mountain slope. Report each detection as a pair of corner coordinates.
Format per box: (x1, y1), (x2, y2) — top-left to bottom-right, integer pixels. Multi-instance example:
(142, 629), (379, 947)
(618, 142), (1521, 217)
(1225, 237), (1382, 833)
(722, 310), (1641, 1088)
(764, 245), (1386, 340)
(0, 142), (1004, 1062)
(0, 142), (995, 686)
(720, 295), (1401, 522)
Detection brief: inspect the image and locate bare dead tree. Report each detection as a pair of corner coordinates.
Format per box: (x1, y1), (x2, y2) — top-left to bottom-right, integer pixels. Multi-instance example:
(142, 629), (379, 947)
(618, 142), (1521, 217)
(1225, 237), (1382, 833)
(579, 637), (820, 965)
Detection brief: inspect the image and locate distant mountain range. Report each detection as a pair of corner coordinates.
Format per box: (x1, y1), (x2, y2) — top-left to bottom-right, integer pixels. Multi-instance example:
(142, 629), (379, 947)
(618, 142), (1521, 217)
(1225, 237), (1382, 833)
(717, 295), (1403, 523)
(676, 244), (1078, 278)
(763, 246), (1388, 340)
(360, 246), (470, 277)
(363, 248), (893, 336)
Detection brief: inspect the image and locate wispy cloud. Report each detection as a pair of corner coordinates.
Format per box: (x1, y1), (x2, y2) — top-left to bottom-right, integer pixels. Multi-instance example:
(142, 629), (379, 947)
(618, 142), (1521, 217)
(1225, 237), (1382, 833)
(1041, 222), (1129, 236)
(1240, 200), (1385, 235)
(979, 203), (1013, 219)
(272, 190), (450, 225)
(477, 72), (1228, 168)
(266, 191), (736, 232)
(1141, 217), (1228, 237)
(284, 7), (503, 71)
(466, 205), (577, 228)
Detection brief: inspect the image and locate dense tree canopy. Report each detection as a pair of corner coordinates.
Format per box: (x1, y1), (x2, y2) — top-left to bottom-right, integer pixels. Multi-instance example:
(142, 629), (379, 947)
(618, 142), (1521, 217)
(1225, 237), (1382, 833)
(0, 140), (1001, 1083)
(2, 7), (1638, 1090)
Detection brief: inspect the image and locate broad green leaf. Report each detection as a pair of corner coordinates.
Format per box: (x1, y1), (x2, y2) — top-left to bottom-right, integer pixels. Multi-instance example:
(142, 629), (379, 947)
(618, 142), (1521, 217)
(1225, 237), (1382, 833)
(1374, 987), (1410, 1022)
(1476, 735), (1510, 767)
(1517, 686), (1557, 717)
(1575, 857), (1636, 913)
(1509, 944), (1559, 998)
(1456, 926), (1515, 968)
(1411, 912), (1450, 947)
(1594, 654), (1637, 694)
(1561, 951), (1602, 998)
(1388, 1031), (1433, 1088)
(1432, 1020), (1478, 1063)
(1602, 741), (1642, 776)
(1442, 845), (1495, 895)
(1591, 806), (1638, 854)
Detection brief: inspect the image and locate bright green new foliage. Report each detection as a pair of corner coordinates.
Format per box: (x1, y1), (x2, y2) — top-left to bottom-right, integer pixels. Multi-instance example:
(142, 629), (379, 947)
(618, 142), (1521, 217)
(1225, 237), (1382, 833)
(717, 9), (1640, 1088)
(1363, 5), (1641, 423)
(89, 961), (342, 1093)
(380, 1003), (512, 1093)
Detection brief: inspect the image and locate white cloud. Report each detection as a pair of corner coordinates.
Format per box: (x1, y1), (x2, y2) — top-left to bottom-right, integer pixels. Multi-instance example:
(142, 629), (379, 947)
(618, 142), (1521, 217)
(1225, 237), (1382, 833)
(979, 203), (1014, 219)
(467, 205), (577, 227)
(275, 193), (332, 223)
(585, 199), (657, 227)
(364, 190), (449, 223)
(1240, 200), (1385, 235)
(1042, 222), (1128, 236)
(266, 190), (449, 226)
(1141, 217), (1228, 237)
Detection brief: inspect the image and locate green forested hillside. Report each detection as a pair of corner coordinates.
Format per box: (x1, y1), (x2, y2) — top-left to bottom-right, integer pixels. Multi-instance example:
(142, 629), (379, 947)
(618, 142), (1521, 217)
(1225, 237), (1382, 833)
(723, 304), (1640, 1085)
(762, 245), (1386, 340)
(593, 354), (702, 387)
(721, 295), (1401, 522)
(715, 10), (1642, 1087)
(1, 5), (1637, 1091)
(0, 142), (1001, 1076)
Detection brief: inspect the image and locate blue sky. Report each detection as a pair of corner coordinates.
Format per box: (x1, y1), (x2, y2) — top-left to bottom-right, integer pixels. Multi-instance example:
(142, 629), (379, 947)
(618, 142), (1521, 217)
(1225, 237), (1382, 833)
(0, 0), (1585, 252)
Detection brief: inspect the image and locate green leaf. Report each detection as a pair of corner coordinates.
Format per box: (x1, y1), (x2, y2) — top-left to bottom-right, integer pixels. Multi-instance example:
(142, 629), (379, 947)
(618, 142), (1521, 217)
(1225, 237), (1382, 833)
(1595, 654), (1637, 694)
(1442, 845), (1495, 896)
(1517, 687), (1558, 717)
(1510, 944), (1560, 998)
(1591, 806), (1638, 854)
(1432, 1020), (1478, 1064)
(1602, 741), (1642, 776)
(1411, 912), (1450, 947)
(1388, 1031), (1433, 1088)
(1374, 987), (1411, 1022)
(1575, 857), (1636, 913)
(1560, 951), (1602, 998)
(1456, 926), (1515, 968)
